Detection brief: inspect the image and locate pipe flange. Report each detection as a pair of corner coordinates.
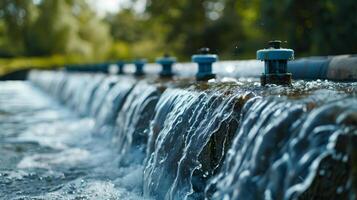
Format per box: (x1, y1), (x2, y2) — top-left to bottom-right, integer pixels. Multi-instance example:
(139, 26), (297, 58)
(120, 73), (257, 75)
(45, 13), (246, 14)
(156, 55), (176, 77)
(192, 48), (218, 81)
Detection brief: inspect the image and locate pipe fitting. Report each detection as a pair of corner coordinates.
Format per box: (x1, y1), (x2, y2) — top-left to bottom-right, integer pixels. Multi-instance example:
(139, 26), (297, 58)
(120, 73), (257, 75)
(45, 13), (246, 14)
(192, 47), (218, 81)
(116, 61), (125, 74)
(257, 40), (294, 85)
(99, 63), (110, 73)
(134, 59), (147, 76)
(156, 54), (176, 78)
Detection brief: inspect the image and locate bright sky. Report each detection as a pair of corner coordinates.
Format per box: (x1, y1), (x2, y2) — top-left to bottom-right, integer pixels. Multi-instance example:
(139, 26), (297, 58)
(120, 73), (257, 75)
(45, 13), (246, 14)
(89, 0), (146, 16)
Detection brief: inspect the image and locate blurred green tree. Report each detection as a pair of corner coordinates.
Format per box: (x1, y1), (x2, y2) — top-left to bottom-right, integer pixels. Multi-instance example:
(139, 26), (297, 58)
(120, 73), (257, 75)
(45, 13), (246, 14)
(145, 0), (357, 58)
(107, 9), (143, 44)
(0, 0), (38, 57)
(146, 0), (207, 57)
(0, 0), (356, 61)
(106, 8), (167, 60)
(29, 0), (111, 60)
(144, 0), (261, 59)
(0, 0), (111, 60)
(260, 0), (357, 56)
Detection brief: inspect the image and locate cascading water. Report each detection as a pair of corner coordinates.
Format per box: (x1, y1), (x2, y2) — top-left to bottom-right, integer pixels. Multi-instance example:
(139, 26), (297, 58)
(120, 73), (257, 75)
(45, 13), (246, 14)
(89, 76), (119, 118)
(144, 86), (254, 200)
(114, 80), (163, 165)
(0, 70), (356, 200)
(94, 76), (136, 134)
(76, 74), (105, 116)
(206, 95), (356, 200)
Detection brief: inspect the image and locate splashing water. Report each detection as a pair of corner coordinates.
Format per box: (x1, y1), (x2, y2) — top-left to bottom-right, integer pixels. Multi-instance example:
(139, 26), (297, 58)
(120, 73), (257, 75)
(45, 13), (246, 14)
(1, 70), (356, 200)
(114, 80), (162, 165)
(94, 76), (136, 134)
(0, 79), (149, 199)
(144, 87), (254, 199)
(206, 96), (356, 200)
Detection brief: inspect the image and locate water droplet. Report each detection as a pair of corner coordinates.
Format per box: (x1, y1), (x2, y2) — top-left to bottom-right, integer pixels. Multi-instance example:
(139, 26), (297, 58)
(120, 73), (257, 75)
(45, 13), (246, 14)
(336, 186), (344, 194)
(342, 155), (348, 162)
(319, 170), (325, 176)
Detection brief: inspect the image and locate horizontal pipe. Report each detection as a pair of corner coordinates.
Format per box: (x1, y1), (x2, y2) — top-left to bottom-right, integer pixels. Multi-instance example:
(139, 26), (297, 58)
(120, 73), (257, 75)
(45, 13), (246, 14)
(288, 55), (357, 81)
(59, 55), (357, 82)
(326, 55), (357, 81)
(288, 57), (330, 80)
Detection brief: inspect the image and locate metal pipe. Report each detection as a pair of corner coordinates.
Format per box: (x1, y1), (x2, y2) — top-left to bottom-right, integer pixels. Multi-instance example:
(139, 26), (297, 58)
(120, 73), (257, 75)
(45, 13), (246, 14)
(288, 55), (357, 81)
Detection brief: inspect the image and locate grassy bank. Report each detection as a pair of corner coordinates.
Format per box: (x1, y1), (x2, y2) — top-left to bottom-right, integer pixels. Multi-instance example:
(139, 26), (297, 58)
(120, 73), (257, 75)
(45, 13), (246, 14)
(0, 55), (83, 77)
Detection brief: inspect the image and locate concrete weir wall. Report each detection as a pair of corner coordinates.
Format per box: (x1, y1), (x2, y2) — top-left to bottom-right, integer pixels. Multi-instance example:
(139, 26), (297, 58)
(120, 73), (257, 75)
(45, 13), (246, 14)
(26, 67), (357, 200)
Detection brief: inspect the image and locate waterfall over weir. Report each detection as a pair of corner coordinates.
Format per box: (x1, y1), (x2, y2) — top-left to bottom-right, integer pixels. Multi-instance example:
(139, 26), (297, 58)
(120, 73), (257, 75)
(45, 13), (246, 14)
(143, 87), (253, 200)
(8, 70), (356, 199)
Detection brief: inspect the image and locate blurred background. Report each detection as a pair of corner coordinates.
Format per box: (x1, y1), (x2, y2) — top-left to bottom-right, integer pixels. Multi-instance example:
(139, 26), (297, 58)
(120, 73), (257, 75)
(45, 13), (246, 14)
(0, 0), (357, 75)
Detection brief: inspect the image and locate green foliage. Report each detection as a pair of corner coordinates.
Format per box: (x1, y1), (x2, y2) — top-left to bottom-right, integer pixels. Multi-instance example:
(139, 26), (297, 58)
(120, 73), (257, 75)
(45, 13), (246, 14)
(146, 0), (207, 56)
(0, 0), (38, 56)
(107, 9), (144, 44)
(0, 0), (111, 60)
(144, 0), (266, 59)
(106, 9), (169, 60)
(107, 41), (131, 60)
(260, 0), (357, 56)
(0, 55), (82, 76)
(145, 0), (357, 58)
(0, 0), (357, 75)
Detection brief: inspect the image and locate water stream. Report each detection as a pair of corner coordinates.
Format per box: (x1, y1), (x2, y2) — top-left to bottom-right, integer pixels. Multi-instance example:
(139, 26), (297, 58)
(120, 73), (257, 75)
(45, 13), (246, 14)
(0, 71), (356, 199)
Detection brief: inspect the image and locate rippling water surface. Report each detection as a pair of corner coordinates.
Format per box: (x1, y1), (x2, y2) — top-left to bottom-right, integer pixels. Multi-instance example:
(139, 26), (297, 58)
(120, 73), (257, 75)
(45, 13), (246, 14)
(0, 81), (148, 200)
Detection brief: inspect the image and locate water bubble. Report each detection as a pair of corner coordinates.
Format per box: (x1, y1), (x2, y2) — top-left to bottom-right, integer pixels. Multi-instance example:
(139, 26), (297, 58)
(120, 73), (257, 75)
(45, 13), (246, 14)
(319, 170), (326, 176)
(342, 155), (348, 162)
(336, 186), (344, 194)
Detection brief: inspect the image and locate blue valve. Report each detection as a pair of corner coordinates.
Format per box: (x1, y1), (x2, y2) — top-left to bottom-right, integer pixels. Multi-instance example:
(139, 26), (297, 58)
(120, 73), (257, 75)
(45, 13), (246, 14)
(257, 40), (294, 85)
(192, 48), (218, 81)
(156, 54), (176, 78)
(134, 59), (147, 76)
(117, 61), (125, 74)
(99, 63), (110, 73)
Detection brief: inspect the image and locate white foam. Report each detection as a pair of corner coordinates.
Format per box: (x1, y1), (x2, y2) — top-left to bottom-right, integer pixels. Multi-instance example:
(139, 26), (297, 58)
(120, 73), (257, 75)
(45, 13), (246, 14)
(116, 165), (144, 192)
(17, 148), (90, 169)
(17, 118), (94, 150)
(36, 180), (151, 200)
